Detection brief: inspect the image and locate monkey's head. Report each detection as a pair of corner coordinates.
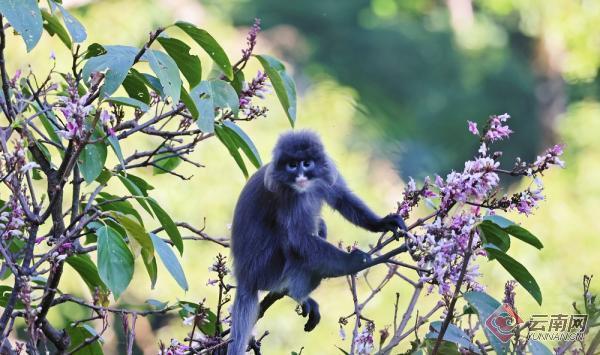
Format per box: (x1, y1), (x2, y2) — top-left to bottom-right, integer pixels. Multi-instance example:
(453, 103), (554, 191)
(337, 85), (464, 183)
(266, 130), (337, 193)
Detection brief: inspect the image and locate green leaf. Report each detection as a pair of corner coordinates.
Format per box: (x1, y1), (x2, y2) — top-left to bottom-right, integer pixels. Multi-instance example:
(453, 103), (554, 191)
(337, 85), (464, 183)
(96, 225), (134, 299)
(175, 21), (233, 80)
(0, 0), (43, 52)
(504, 225), (543, 249)
(122, 69), (150, 104)
(66, 325), (103, 355)
(85, 43), (106, 59)
(157, 36), (202, 88)
(231, 70), (245, 95)
(425, 322), (480, 353)
(95, 192), (143, 225)
(106, 134), (125, 171)
(180, 86), (198, 119)
(478, 221), (510, 258)
(142, 248), (157, 289)
(110, 212), (154, 262)
(215, 124), (248, 178)
(198, 309), (218, 335)
(222, 121), (262, 168)
(463, 291), (508, 355)
(147, 197), (183, 255)
(82, 45), (138, 97)
(482, 215), (513, 228)
(78, 142), (107, 183)
(55, 3), (86, 43)
(106, 96), (149, 112)
(485, 246), (543, 305)
(0, 286), (24, 309)
(255, 54), (297, 126)
(65, 254), (108, 294)
(150, 233), (188, 291)
(126, 173), (154, 194)
(145, 49), (182, 105)
(152, 149), (182, 175)
(482, 215), (543, 249)
(141, 73), (165, 97)
(190, 79), (239, 133)
(41, 9), (71, 49)
(117, 175), (153, 216)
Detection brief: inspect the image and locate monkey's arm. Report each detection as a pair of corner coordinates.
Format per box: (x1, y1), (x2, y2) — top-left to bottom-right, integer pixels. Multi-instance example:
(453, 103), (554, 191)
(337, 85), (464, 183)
(326, 178), (406, 233)
(285, 231), (369, 278)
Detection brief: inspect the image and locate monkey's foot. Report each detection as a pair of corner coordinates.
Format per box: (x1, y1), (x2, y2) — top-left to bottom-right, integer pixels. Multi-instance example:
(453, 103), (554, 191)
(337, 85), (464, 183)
(300, 298), (321, 332)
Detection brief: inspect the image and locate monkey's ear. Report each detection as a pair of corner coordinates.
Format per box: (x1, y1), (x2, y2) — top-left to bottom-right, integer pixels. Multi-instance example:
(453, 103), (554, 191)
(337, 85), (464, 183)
(325, 158), (339, 186)
(264, 163), (277, 192)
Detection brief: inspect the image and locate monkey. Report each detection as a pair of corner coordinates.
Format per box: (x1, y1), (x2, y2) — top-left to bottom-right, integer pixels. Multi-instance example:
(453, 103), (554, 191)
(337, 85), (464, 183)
(227, 130), (406, 355)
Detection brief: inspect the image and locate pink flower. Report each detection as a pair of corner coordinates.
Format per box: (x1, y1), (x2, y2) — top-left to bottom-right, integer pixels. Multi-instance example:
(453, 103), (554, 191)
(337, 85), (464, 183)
(484, 114), (513, 142)
(467, 121), (479, 135)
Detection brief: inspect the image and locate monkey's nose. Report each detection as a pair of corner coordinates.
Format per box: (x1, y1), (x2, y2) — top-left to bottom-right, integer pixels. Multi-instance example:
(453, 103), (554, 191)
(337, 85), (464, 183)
(296, 175), (309, 187)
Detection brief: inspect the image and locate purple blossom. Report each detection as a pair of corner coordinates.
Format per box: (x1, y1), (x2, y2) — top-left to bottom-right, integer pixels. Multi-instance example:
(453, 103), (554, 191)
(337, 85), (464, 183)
(241, 18), (261, 61)
(503, 280), (517, 308)
(533, 144), (565, 170)
(238, 70), (271, 119)
(467, 121), (479, 135)
(57, 76), (93, 140)
(354, 322), (375, 355)
(483, 113), (513, 142)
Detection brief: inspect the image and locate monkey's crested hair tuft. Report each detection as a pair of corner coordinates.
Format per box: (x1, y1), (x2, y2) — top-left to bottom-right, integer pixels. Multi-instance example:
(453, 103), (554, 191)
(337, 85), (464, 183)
(272, 130), (325, 163)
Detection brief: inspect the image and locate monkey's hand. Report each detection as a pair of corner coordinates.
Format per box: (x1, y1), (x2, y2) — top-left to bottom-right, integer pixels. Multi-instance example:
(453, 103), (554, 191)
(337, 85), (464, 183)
(349, 249), (371, 273)
(378, 213), (407, 234)
(301, 298), (321, 332)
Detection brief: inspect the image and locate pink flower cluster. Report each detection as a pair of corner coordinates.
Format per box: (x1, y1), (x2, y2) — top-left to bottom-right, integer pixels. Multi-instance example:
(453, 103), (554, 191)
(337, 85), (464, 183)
(239, 70), (270, 119)
(409, 214), (484, 295)
(57, 76), (93, 140)
(533, 144), (565, 170)
(484, 113), (513, 141)
(241, 18), (261, 62)
(354, 322), (375, 355)
(398, 177), (436, 218)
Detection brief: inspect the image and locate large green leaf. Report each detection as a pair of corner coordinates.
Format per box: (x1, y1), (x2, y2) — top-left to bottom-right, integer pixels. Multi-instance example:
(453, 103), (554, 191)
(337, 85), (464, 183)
(425, 322), (480, 353)
(110, 212), (154, 262)
(463, 291), (508, 355)
(117, 175), (153, 216)
(65, 254), (108, 294)
(55, 2), (86, 43)
(82, 45), (138, 97)
(96, 225), (134, 299)
(215, 124), (248, 178)
(157, 37), (202, 88)
(483, 215), (543, 249)
(478, 221), (510, 260)
(190, 79), (239, 133)
(255, 54), (297, 126)
(485, 246), (542, 305)
(152, 149), (182, 175)
(175, 21), (233, 80)
(145, 49), (181, 105)
(122, 69), (150, 104)
(106, 97), (149, 112)
(147, 197), (183, 255)
(66, 325), (103, 355)
(142, 248), (157, 289)
(0, 0), (43, 52)
(150, 233), (188, 291)
(95, 192), (143, 225)
(222, 121), (262, 168)
(41, 9), (71, 49)
(78, 142), (107, 183)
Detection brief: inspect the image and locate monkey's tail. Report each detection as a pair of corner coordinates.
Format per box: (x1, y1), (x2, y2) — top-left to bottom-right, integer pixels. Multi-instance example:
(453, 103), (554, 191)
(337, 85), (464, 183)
(227, 286), (258, 355)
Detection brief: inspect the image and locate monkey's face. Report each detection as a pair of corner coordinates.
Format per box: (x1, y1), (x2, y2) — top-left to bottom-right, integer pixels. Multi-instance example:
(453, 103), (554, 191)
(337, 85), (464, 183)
(270, 130), (334, 193)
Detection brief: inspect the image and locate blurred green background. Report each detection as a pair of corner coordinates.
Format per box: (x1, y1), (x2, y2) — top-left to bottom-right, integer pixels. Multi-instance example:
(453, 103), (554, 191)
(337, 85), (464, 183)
(4, 0), (600, 353)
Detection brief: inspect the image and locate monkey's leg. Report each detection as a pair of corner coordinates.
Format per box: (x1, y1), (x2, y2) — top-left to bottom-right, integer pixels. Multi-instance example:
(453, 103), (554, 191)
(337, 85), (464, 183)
(257, 291), (285, 319)
(286, 269), (323, 332)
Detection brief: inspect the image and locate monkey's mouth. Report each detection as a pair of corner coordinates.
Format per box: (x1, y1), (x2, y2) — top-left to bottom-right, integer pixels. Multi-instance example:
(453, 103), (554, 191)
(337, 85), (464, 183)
(293, 176), (311, 191)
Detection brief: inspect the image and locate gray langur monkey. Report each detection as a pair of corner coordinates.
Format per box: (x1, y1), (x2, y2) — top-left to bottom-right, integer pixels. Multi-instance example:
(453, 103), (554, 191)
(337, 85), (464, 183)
(227, 130), (406, 354)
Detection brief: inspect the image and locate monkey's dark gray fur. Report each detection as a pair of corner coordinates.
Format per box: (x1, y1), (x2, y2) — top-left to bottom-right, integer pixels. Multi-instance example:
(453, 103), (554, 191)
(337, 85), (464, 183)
(227, 130), (406, 354)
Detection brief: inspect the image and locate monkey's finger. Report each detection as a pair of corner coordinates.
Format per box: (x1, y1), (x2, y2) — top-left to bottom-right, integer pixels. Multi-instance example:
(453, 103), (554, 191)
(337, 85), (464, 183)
(301, 302), (309, 317)
(304, 310), (321, 332)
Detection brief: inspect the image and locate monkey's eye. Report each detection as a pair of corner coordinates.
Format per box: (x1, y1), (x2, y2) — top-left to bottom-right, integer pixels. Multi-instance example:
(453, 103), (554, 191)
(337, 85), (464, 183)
(302, 160), (315, 170)
(286, 162), (298, 172)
